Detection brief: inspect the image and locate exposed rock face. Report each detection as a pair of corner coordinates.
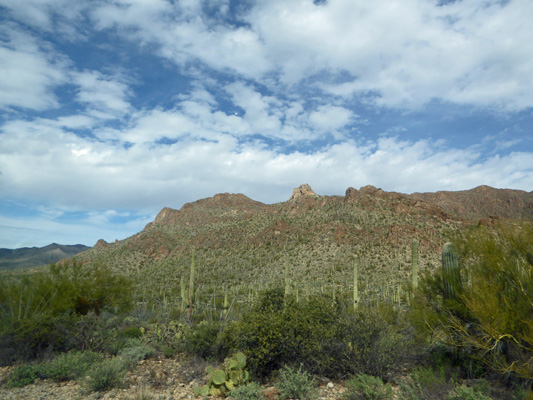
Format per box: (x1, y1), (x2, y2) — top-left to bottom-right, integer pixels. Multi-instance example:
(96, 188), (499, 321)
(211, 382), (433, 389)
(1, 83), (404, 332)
(94, 239), (108, 249)
(410, 185), (533, 219)
(290, 184), (317, 200)
(154, 207), (181, 225)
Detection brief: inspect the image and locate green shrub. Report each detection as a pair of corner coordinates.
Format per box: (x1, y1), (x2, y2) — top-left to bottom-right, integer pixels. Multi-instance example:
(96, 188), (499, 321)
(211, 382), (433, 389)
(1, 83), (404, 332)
(8, 364), (43, 387)
(43, 350), (104, 381)
(122, 326), (143, 339)
(343, 374), (393, 400)
(276, 365), (316, 400)
(337, 305), (411, 379)
(447, 384), (493, 400)
(399, 367), (454, 400)
(86, 358), (125, 392)
(184, 321), (222, 360)
(118, 342), (156, 369)
(411, 221), (533, 384)
(228, 382), (265, 400)
(0, 261), (133, 363)
(219, 288), (410, 379)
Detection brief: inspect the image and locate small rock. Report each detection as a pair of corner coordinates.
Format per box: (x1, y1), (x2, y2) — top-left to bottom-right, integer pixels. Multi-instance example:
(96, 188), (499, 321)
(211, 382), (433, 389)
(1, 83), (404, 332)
(327, 382), (334, 389)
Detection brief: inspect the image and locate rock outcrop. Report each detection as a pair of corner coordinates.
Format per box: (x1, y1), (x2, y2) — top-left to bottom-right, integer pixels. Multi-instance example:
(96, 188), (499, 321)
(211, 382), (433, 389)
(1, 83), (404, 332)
(290, 184), (317, 200)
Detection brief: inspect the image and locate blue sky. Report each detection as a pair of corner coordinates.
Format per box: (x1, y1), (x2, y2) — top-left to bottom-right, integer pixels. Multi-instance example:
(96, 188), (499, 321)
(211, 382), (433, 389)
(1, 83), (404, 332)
(1, 0), (532, 248)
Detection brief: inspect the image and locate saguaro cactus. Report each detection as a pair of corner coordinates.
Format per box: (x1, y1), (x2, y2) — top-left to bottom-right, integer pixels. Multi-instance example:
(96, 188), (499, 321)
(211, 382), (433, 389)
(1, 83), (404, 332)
(284, 259), (290, 299)
(442, 242), (461, 300)
(180, 279), (187, 312)
(187, 250), (196, 322)
(412, 239), (419, 290)
(353, 257), (359, 310)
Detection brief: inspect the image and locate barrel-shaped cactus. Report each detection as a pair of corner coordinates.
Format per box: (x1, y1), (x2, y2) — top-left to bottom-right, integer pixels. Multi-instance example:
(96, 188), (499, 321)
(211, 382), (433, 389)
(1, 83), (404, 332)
(442, 242), (461, 300)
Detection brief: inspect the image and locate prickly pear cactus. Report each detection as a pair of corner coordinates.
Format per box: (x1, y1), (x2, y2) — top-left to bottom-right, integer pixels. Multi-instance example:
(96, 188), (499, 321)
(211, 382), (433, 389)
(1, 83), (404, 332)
(194, 352), (249, 397)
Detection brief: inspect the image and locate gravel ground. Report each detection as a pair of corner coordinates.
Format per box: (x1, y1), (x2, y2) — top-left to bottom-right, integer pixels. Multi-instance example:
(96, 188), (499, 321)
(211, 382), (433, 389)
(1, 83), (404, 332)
(0, 355), (349, 400)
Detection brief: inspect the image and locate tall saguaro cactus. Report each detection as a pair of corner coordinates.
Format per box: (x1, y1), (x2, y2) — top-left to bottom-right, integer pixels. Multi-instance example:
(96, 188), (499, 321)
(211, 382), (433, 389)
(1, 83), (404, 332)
(180, 279), (187, 312)
(284, 259), (290, 299)
(442, 242), (461, 300)
(187, 250), (196, 322)
(412, 239), (419, 290)
(353, 257), (359, 310)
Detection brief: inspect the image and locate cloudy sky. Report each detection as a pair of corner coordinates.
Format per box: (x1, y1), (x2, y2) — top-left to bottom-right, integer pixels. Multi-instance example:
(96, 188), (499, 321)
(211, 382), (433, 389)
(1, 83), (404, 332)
(1, 0), (532, 248)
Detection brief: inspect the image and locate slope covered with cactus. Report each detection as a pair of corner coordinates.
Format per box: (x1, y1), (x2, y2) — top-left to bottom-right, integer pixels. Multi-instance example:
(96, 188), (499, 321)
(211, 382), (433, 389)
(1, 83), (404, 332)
(73, 184), (483, 305)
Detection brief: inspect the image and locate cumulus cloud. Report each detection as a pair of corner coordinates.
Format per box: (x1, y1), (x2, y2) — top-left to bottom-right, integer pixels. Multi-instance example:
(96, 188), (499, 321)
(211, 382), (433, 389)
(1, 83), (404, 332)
(0, 26), (69, 111)
(2, 115), (532, 211)
(73, 70), (133, 118)
(85, 0), (533, 111)
(1, 0), (532, 247)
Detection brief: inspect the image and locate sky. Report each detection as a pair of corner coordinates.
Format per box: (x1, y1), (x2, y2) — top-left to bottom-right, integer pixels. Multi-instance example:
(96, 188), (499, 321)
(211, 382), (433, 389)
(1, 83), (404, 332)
(1, 0), (532, 248)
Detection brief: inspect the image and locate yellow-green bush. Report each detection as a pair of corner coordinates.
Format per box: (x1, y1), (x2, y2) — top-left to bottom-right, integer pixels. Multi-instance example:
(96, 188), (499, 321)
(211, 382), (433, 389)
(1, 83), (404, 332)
(410, 221), (533, 385)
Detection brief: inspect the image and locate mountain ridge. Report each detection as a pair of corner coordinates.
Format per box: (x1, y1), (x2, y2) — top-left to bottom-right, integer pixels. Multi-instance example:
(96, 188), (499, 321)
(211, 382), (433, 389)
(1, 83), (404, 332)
(69, 184), (532, 298)
(0, 243), (90, 271)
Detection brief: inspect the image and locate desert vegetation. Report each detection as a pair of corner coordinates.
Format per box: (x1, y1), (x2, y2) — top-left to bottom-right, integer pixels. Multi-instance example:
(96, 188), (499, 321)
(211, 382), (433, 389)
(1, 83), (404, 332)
(1, 218), (532, 399)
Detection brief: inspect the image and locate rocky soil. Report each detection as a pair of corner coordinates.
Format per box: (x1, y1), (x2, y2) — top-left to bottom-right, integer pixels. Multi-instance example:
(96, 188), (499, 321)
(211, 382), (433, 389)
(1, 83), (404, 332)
(0, 354), (349, 400)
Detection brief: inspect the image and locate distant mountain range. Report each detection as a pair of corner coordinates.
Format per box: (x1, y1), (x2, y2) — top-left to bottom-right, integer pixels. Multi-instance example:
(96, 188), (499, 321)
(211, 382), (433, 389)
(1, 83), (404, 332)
(0, 243), (90, 271)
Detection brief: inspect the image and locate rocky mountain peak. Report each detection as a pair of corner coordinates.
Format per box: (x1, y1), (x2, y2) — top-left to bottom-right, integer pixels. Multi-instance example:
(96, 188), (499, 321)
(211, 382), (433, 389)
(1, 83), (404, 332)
(290, 184), (317, 200)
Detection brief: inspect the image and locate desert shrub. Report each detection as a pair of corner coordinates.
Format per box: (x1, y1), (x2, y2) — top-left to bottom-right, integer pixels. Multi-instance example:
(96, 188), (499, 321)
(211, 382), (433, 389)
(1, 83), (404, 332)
(343, 374), (393, 400)
(275, 364), (316, 400)
(410, 221), (533, 385)
(0, 261), (133, 363)
(184, 320), (222, 359)
(7, 364), (44, 387)
(144, 320), (189, 355)
(399, 367), (454, 400)
(5, 314), (75, 361)
(122, 326), (143, 339)
(42, 350), (104, 381)
(337, 304), (412, 379)
(118, 341), (156, 369)
(219, 289), (340, 377)
(228, 382), (265, 400)
(86, 357), (126, 392)
(219, 288), (411, 379)
(447, 384), (494, 400)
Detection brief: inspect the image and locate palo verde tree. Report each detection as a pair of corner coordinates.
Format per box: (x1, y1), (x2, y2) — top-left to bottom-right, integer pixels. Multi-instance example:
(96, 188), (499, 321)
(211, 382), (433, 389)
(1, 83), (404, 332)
(411, 221), (533, 384)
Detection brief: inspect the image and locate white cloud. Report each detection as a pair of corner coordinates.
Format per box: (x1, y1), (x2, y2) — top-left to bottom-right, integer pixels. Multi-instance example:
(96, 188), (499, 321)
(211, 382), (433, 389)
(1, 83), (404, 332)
(308, 105), (354, 134)
(0, 26), (68, 111)
(73, 70), (133, 118)
(2, 115), (532, 212)
(0, 0), (87, 35)
(85, 0), (533, 111)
